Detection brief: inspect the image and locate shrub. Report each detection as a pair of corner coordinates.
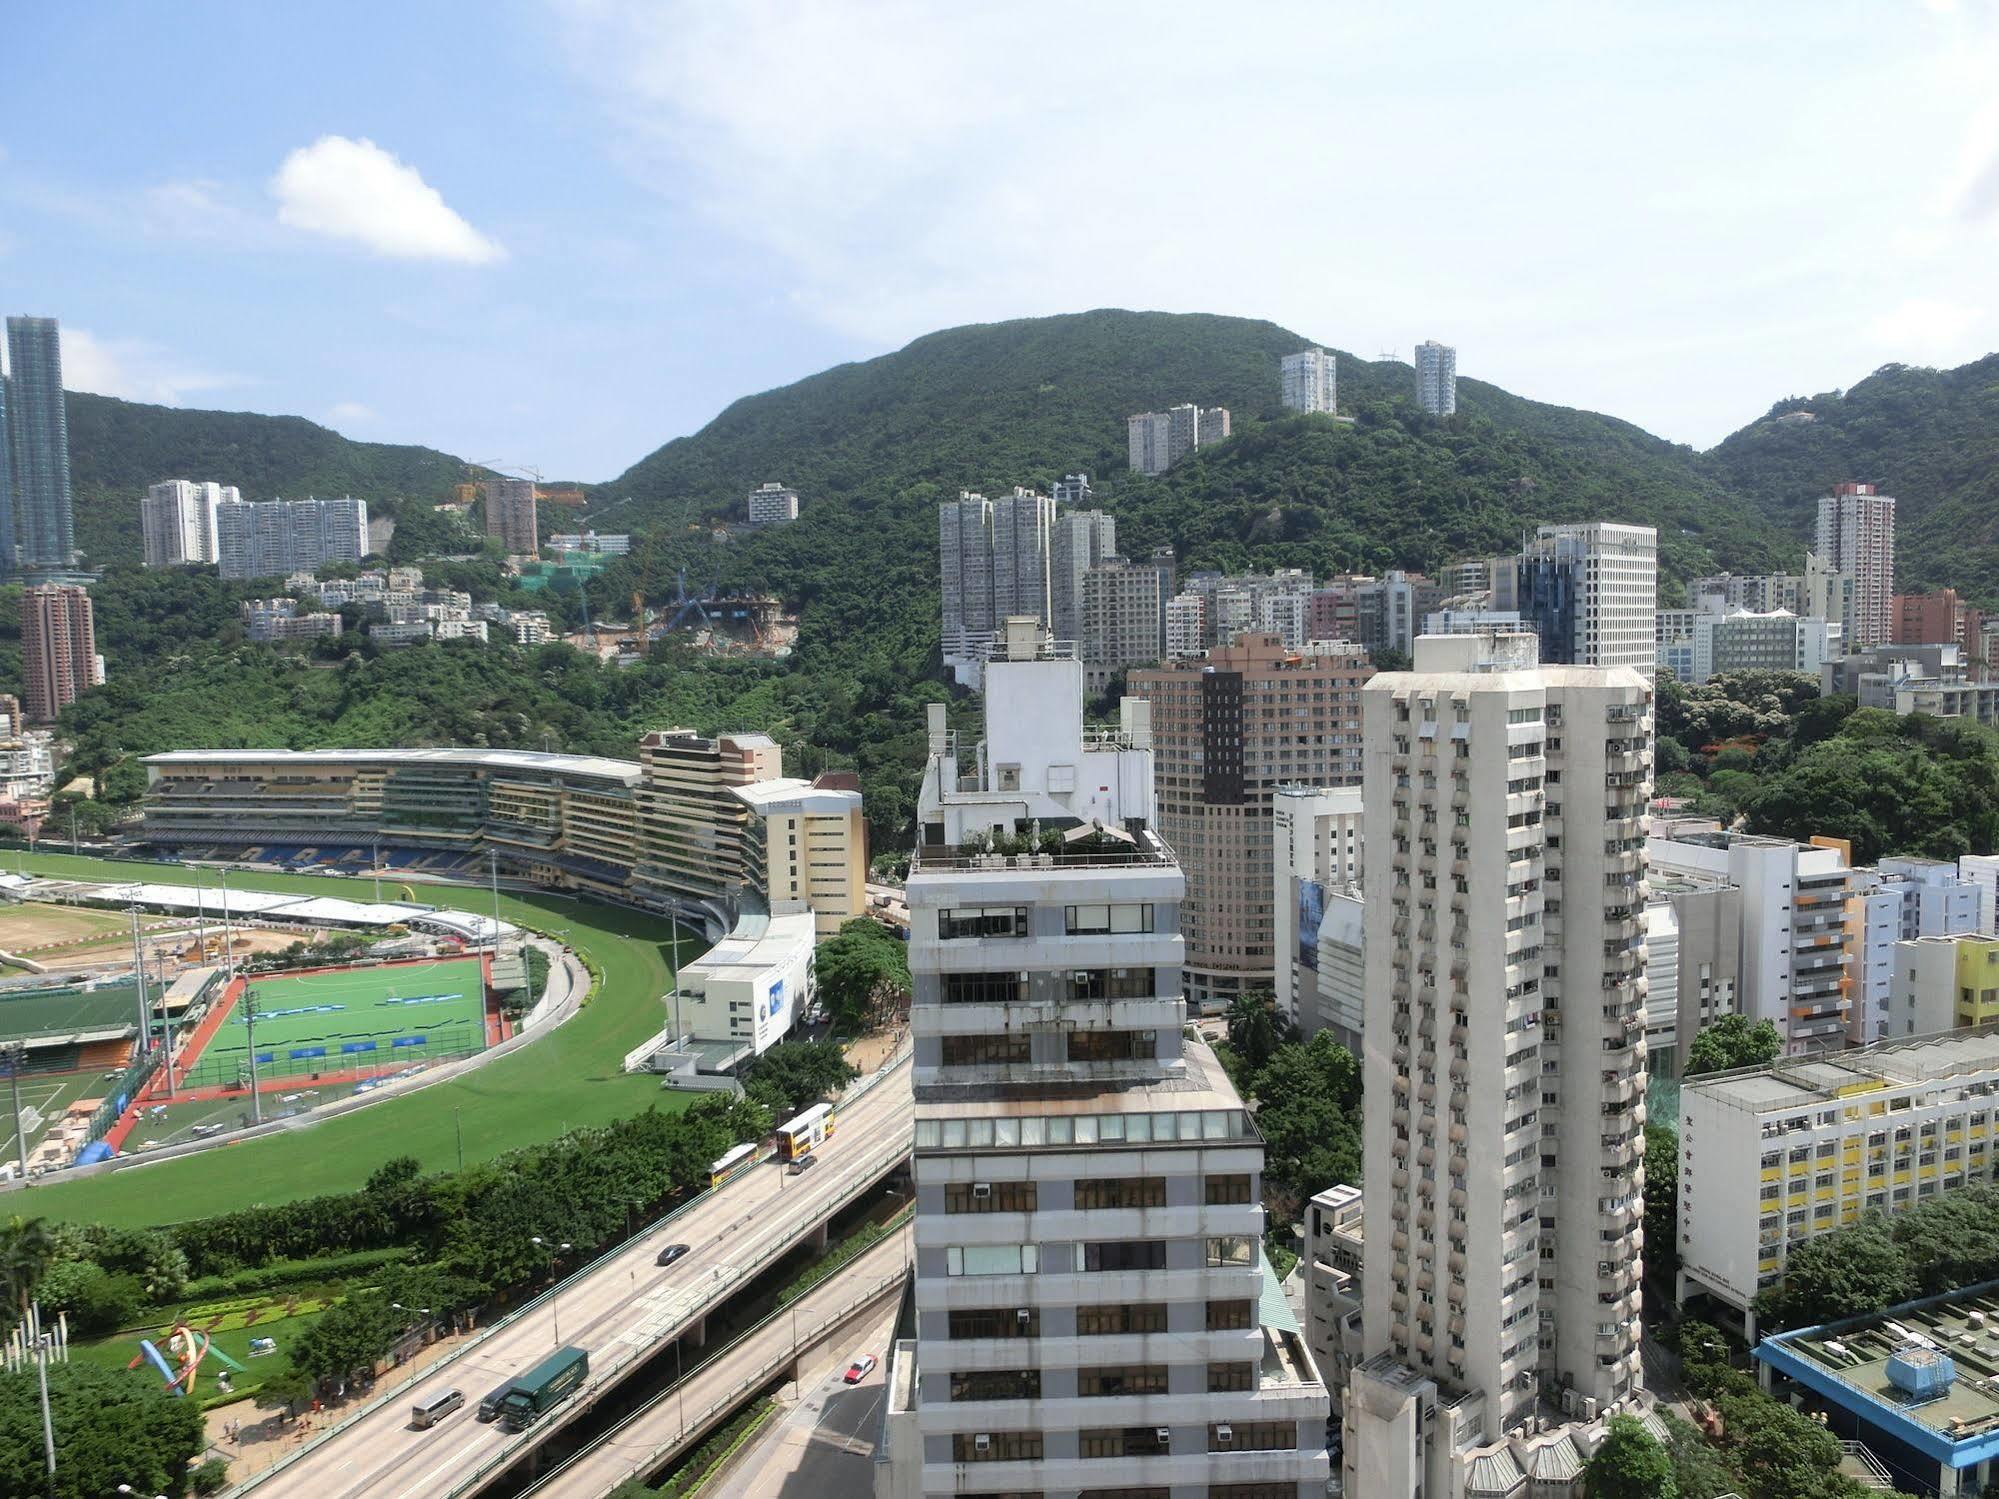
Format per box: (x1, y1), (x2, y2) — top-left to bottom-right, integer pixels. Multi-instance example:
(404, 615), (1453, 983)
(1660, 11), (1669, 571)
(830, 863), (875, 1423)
(191, 1456), (230, 1495)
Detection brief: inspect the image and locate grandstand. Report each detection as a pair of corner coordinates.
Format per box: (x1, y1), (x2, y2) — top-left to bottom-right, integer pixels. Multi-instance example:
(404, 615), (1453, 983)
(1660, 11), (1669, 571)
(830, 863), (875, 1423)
(0, 979), (141, 1074)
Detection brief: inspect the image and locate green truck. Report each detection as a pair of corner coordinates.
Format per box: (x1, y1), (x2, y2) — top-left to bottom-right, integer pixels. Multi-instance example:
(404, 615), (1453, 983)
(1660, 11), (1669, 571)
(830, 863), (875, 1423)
(496, 1345), (589, 1431)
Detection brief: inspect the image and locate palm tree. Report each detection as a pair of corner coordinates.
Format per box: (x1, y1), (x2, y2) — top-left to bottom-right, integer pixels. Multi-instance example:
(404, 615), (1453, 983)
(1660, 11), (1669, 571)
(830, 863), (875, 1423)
(1225, 990), (1285, 1074)
(0, 1214), (56, 1331)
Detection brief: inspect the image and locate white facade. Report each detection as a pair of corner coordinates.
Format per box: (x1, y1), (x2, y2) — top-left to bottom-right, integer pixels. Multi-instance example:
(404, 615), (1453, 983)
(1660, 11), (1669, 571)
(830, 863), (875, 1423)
(1164, 592), (1205, 658)
(1128, 403), (1230, 475)
(140, 479), (235, 567)
(1422, 607), (1525, 637)
(1815, 484), (1896, 650)
(1688, 609), (1839, 684)
(1848, 858), (1984, 1044)
(1890, 934), (1999, 1038)
(1272, 785), (1363, 1035)
(547, 531), (631, 555)
(1347, 633), (1650, 1492)
(746, 481), (800, 526)
(1051, 508), (1117, 649)
(668, 908), (815, 1055)
(214, 495), (369, 580)
(1414, 340), (1457, 416)
(1515, 521), (1659, 677)
(1962, 855), (1999, 936)
(1281, 347), (1337, 415)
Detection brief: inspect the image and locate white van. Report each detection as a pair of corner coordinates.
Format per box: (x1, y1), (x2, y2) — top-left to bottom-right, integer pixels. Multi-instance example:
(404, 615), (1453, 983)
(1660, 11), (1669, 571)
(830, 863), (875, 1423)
(411, 1388), (465, 1429)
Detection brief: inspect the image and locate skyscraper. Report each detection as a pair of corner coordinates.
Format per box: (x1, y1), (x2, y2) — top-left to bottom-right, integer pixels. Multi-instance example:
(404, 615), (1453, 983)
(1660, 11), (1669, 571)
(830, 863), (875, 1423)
(1133, 634), (1372, 1008)
(1078, 555), (1162, 690)
(1513, 522), (1658, 675)
(1345, 633), (1651, 1494)
(213, 496), (369, 580)
(1050, 508), (1117, 647)
(485, 476), (539, 557)
(20, 583), (100, 722)
(1816, 482), (1896, 650)
(5, 317), (76, 569)
(1281, 346), (1338, 414)
(1128, 403), (1231, 474)
(141, 480), (238, 567)
(990, 486), (1055, 630)
(883, 637), (1330, 1499)
(939, 492), (996, 669)
(1414, 339), (1457, 417)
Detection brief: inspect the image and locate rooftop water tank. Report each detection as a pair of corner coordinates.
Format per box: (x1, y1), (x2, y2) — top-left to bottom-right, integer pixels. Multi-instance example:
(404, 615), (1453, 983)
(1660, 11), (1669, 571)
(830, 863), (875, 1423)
(1887, 1345), (1956, 1399)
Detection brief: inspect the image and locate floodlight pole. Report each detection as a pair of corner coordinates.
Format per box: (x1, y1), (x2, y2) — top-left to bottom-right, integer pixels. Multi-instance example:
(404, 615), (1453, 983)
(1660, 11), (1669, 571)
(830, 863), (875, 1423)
(3, 1043), (29, 1181)
(129, 904), (152, 1053)
(243, 989), (263, 1126)
(187, 864), (208, 966)
(216, 869), (237, 982)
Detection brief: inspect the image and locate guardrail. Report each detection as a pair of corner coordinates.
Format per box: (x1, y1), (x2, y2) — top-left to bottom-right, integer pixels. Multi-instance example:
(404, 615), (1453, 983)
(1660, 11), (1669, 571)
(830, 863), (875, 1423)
(510, 1237), (913, 1498)
(229, 1054), (911, 1496)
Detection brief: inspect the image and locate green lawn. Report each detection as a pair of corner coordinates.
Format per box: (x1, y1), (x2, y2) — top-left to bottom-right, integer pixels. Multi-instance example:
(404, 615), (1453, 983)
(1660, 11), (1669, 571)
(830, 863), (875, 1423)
(13, 853), (698, 1228)
(69, 1291), (338, 1408)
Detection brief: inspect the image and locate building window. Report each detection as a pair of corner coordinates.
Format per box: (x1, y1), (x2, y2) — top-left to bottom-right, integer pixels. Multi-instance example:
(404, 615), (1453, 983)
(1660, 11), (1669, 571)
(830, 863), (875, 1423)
(942, 972), (1029, 1005)
(941, 1034), (1032, 1066)
(951, 1369), (1043, 1401)
(1084, 1240), (1168, 1272)
(949, 1308), (1040, 1339)
(1076, 1303), (1168, 1335)
(1206, 1236), (1255, 1268)
(1207, 1299), (1254, 1330)
(946, 1244), (1039, 1276)
(1207, 1361), (1256, 1392)
(1065, 903), (1156, 935)
(1205, 1174), (1253, 1205)
(1075, 1176), (1168, 1210)
(1078, 1365), (1169, 1397)
(1067, 969), (1155, 1001)
(1211, 1420), (1297, 1452)
(1068, 1030), (1157, 1063)
(945, 1181), (1038, 1214)
(952, 1431), (1043, 1462)
(1078, 1428), (1171, 1458)
(941, 907), (1030, 939)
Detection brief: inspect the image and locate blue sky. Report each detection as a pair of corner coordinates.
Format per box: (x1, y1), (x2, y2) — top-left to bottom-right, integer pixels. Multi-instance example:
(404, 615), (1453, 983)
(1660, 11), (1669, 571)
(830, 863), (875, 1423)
(4, 1), (1996, 480)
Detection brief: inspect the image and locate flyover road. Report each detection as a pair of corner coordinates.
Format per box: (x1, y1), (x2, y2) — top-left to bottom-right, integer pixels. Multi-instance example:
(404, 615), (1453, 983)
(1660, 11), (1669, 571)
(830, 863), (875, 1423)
(523, 1226), (913, 1499)
(247, 1058), (912, 1499)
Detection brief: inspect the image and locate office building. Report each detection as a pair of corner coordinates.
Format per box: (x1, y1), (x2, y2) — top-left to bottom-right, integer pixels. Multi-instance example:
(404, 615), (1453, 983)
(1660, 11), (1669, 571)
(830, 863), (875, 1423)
(547, 531), (631, 556)
(1643, 874), (1743, 1077)
(746, 481), (800, 526)
(1895, 588), (1986, 663)
(1272, 785), (1363, 1041)
(880, 635), (1330, 1499)
(1127, 402), (1231, 475)
(20, 583), (100, 722)
(1050, 508), (1117, 648)
(214, 495), (369, 580)
(1512, 522), (1658, 675)
(632, 728), (784, 934)
(241, 598), (340, 643)
(1133, 634), (1371, 1009)
(732, 772), (868, 941)
(1304, 1184), (1365, 1410)
(1345, 632), (1652, 1496)
(1688, 609), (1840, 684)
(1816, 482), (1896, 650)
(1891, 934), (1999, 1036)
(1281, 347), (1337, 415)
(1849, 859), (1985, 1044)
(1051, 472), (1092, 505)
(141, 480), (238, 567)
(484, 476), (538, 557)
(1648, 827), (1853, 1053)
(4, 316), (75, 570)
(1164, 592), (1205, 658)
(1677, 1029), (1999, 1335)
(1079, 557), (1163, 691)
(1413, 339), (1457, 416)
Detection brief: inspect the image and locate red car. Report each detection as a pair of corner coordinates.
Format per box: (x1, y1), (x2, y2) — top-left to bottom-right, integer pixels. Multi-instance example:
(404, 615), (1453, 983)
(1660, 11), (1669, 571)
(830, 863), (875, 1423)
(843, 1352), (878, 1384)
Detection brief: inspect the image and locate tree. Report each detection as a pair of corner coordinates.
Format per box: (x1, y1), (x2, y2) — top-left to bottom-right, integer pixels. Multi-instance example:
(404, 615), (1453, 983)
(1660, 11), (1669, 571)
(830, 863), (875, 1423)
(1684, 1014), (1782, 1078)
(742, 1040), (858, 1115)
(0, 1215), (54, 1330)
(1249, 1034), (1362, 1211)
(255, 1365), (314, 1419)
(1226, 990), (1290, 1075)
(0, 1361), (204, 1499)
(1643, 1123), (1679, 1277)
(1755, 1215), (1916, 1332)
(813, 918), (910, 1034)
(1582, 1414), (1677, 1499)
(1659, 1411), (1742, 1499)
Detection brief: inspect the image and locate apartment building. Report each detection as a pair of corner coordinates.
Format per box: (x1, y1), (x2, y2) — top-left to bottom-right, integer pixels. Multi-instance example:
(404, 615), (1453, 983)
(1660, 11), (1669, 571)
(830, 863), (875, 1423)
(746, 481), (800, 526)
(1816, 482), (1896, 650)
(1513, 522), (1658, 676)
(1272, 785), (1363, 1039)
(546, 531), (631, 556)
(214, 495), (369, 580)
(1414, 340), (1457, 416)
(1892, 935), (1999, 1036)
(1678, 1030), (1999, 1335)
(880, 637), (1330, 1499)
(1165, 592), (1205, 658)
(1643, 874), (1743, 1077)
(1345, 632), (1653, 1495)
(1894, 589), (1985, 662)
(485, 476), (539, 557)
(632, 729), (784, 933)
(1051, 508), (1117, 648)
(1127, 403), (1231, 475)
(1185, 569), (1319, 652)
(940, 488), (1057, 686)
(4, 316), (75, 570)
(1848, 859), (1985, 1043)
(939, 491), (995, 671)
(20, 583), (100, 722)
(1962, 855), (1999, 936)
(1133, 635), (1372, 1009)
(1281, 347), (1337, 415)
(1648, 827), (1853, 1053)
(1688, 609), (1840, 684)
(1079, 557), (1163, 691)
(1307, 571), (1448, 656)
(141, 480), (237, 567)
(1051, 472), (1092, 505)
(1305, 1184), (1365, 1409)
(733, 772), (867, 940)
(241, 598), (341, 643)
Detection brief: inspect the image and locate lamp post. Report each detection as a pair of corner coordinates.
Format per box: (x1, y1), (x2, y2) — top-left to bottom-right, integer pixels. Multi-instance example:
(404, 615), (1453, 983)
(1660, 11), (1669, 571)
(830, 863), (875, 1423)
(30, 1309), (56, 1499)
(216, 867), (237, 982)
(530, 1237), (572, 1345)
(243, 988), (263, 1126)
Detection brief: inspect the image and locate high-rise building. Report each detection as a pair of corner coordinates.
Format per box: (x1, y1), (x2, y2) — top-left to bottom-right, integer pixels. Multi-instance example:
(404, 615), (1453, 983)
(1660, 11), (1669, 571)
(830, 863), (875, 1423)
(485, 476), (539, 557)
(214, 496), (369, 580)
(990, 487), (1055, 633)
(882, 637), (1331, 1499)
(939, 492), (996, 670)
(1514, 522), (1658, 675)
(1642, 873), (1743, 1077)
(20, 583), (100, 722)
(1127, 403), (1231, 475)
(1281, 347), (1337, 414)
(1895, 588), (1985, 662)
(1050, 508), (1117, 647)
(731, 771), (867, 940)
(141, 480), (238, 567)
(1306, 572), (1449, 656)
(1133, 634), (1372, 1008)
(1816, 482), (1896, 650)
(1847, 858), (1984, 1043)
(4, 317), (75, 570)
(1272, 785), (1363, 1042)
(1078, 556), (1162, 690)
(631, 728), (783, 934)
(745, 481), (800, 526)
(1345, 633), (1652, 1494)
(1165, 592), (1205, 658)
(1413, 339), (1457, 416)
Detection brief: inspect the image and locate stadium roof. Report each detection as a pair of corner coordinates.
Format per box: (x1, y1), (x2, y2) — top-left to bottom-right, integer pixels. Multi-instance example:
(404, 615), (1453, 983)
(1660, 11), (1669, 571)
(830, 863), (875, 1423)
(143, 746), (641, 785)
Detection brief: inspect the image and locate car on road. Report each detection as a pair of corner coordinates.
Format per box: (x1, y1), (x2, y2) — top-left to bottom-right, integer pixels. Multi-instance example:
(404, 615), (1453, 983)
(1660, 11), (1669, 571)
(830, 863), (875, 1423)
(788, 1154), (819, 1176)
(655, 1242), (690, 1266)
(478, 1379), (515, 1422)
(843, 1352), (878, 1384)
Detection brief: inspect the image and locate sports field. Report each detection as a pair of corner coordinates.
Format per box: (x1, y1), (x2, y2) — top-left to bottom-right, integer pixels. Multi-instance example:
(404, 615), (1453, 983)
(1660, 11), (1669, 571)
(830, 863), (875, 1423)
(13, 852), (698, 1226)
(0, 978), (139, 1042)
(5, 1070), (110, 1164)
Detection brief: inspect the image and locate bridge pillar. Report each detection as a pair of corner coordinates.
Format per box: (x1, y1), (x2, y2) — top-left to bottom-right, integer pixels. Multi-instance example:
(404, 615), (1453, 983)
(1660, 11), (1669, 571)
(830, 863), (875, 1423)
(810, 1222), (830, 1253)
(686, 1317), (707, 1349)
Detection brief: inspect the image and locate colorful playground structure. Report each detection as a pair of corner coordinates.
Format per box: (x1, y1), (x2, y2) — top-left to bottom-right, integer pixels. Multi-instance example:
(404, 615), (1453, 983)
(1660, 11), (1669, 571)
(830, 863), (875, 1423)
(130, 1318), (248, 1396)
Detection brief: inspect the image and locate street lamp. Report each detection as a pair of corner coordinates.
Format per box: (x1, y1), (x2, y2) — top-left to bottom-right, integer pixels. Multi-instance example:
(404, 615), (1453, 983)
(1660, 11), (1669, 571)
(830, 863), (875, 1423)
(530, 1237), (572, 1345)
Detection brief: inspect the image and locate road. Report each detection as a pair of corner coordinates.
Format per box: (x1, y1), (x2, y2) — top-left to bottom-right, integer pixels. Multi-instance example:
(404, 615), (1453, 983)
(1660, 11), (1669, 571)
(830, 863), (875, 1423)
(250, 1059), (912, 1499)
(527, 1228), (911, 1499)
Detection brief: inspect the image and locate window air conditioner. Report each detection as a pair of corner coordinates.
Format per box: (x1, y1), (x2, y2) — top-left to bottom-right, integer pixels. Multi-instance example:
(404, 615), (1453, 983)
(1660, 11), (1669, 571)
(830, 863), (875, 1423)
(1216, 1423), (1234, 1444)
(973, 1434), (991, 1452)
(1016, 1308), (1032, 1323)
(972, 1183), (992, 1199)
(1155, 1427), (1171, 1446)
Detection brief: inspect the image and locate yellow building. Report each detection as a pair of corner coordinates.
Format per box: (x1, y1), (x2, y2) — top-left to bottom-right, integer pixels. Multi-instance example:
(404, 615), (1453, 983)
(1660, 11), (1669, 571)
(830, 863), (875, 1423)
(732, 774), (868, 940)
(1894, 933), (1999, 1035)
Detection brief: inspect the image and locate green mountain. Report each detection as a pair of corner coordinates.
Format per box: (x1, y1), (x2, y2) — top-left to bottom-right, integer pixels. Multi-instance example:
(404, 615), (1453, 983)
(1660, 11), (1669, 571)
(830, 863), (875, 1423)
(1701, 355), (1999, 601)
(62, 391), (473, 566)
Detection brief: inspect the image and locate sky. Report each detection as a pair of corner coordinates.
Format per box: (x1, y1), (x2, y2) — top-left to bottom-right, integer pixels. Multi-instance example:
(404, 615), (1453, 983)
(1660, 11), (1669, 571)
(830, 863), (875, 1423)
(3, 0), (1997, 481)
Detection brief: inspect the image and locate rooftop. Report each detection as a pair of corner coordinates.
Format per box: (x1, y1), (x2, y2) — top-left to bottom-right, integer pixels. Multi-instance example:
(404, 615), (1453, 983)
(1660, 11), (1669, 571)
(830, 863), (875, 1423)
(1684, 1024), (1999, 1114)
(914, 1035), (1248, 1123)
(144, 746), (641, 784)
(909, 822), (1177, 874)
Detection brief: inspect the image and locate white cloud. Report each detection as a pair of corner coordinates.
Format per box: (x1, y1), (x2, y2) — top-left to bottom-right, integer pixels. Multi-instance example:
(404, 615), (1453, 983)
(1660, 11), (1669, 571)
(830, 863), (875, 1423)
(60, 328), (246, 407)
(326, 400), (378, 428)
(1868, 298), (1989, 359)
(270, 136), (504, 265)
